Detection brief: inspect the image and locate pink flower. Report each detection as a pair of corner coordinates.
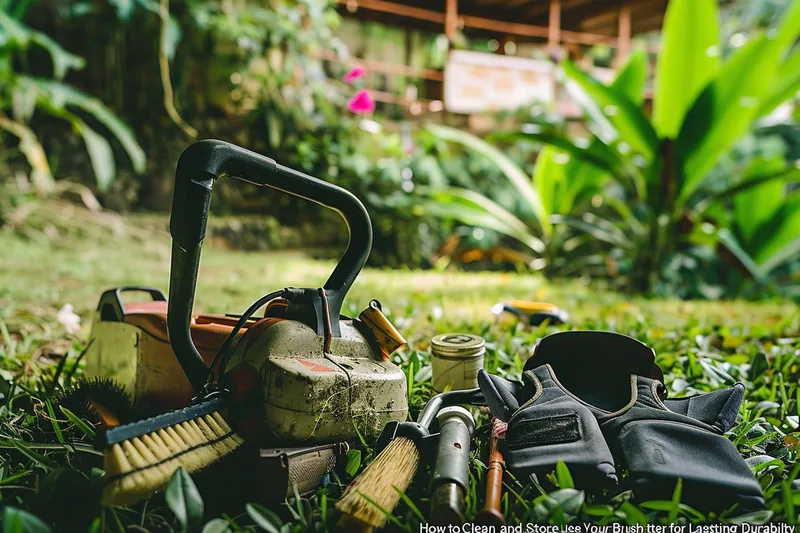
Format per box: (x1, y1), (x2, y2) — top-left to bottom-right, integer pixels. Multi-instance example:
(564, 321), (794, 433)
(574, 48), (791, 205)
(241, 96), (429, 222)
(347, 89), (375, 114)
(343, 65), (365, 84)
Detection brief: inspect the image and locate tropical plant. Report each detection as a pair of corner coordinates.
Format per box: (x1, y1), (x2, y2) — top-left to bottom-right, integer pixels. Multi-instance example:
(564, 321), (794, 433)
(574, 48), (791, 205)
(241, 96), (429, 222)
(0, 8), (145, 192)
(705, 155), (800, 288)
(423, 0), (800, 292)
(419, 56), (647, 272)
(560, 0), (800, 292)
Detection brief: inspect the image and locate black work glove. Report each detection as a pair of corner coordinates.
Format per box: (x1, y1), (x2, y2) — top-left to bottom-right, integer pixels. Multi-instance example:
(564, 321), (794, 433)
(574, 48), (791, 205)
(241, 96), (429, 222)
(591, 376), (764, 510)
(478, 366), (617, 488)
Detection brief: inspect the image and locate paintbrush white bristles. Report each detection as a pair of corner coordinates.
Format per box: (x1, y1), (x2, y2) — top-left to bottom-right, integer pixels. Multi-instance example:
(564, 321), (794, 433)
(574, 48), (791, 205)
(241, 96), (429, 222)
(336, 437), (420, 528)
(102, 411), (243, 506)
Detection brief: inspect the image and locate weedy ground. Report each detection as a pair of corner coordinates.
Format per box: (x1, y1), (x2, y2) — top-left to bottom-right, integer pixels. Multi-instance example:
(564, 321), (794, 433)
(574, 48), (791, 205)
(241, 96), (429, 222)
(0, 203), (799, 532)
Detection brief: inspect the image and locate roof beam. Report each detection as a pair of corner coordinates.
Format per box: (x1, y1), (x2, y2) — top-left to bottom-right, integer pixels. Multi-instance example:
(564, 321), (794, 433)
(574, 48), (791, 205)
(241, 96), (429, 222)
(338, 0), (618, 46)
(573, 0), (662, 30)
(339, 0), (445, 23)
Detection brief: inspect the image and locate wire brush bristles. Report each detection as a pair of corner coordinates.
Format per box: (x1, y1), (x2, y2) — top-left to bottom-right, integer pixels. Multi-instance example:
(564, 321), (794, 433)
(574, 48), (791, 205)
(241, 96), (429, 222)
(102, 403), (243, 506)
(336, 437), (420, 529)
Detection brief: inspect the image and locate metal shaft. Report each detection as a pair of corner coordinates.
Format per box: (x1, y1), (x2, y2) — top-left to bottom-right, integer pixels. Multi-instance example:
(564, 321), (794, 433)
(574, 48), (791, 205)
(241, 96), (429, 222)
(429, 406), (475, 525)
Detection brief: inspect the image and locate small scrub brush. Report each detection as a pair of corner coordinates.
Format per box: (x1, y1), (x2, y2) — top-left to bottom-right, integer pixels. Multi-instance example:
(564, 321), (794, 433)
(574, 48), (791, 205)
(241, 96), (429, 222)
(101, 397), (243, 506)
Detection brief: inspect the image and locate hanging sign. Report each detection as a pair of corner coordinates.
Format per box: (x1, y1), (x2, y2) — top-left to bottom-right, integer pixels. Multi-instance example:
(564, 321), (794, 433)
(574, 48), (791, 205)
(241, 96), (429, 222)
(444, 50), (555, 114)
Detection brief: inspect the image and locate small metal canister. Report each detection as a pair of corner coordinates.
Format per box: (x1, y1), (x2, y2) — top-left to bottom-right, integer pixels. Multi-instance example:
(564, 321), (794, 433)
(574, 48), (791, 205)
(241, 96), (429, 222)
(431, 333), (485, 392)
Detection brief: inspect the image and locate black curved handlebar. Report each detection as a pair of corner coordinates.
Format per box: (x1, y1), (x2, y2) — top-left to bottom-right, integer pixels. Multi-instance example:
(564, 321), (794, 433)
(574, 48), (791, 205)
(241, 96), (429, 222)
(167, 140), (373, 392)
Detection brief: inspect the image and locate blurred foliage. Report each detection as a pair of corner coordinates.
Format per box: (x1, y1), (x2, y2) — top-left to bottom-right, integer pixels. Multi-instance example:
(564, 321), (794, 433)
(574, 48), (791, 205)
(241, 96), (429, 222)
(0, 4), (145, 192)
(423, 0), (800, 296)
(2, 0), (800, 285)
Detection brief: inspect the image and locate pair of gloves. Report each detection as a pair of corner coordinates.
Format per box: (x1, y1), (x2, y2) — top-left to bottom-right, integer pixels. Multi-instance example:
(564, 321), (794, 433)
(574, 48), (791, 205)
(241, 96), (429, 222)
(478, 331), (764, 510)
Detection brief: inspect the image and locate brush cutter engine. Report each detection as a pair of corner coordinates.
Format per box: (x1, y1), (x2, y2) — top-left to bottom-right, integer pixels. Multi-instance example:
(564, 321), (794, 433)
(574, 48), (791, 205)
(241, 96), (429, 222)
(85, 140), (409, 443)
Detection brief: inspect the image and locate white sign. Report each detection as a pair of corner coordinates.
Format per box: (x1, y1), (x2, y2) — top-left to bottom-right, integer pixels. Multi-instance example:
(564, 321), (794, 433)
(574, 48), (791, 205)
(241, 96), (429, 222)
(444, 50), (555, 114)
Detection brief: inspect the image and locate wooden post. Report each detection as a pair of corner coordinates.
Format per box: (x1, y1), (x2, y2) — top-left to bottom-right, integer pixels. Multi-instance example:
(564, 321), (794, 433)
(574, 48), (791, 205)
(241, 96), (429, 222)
(617, 4), (632, 66)
(446, 0), (458, 42)
(548, 0), (561, 57)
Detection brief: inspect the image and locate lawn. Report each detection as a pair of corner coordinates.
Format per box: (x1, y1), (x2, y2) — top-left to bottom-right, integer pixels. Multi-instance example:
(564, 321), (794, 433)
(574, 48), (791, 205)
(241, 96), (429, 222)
(0, 204), (799, 531)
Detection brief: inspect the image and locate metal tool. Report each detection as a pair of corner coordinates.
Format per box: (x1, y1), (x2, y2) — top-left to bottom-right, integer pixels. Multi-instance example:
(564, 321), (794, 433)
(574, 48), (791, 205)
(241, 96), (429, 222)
(476, 417), (505, 527)
(430, 406), (475, 525)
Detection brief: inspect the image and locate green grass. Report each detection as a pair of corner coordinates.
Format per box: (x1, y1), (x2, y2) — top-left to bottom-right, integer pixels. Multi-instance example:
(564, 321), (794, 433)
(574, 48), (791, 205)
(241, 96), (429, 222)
(0, 206), (799, 532)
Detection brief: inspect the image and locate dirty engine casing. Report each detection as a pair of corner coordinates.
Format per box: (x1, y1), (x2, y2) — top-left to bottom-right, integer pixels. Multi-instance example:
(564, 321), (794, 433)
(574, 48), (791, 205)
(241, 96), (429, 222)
(227, 318), (408, 441)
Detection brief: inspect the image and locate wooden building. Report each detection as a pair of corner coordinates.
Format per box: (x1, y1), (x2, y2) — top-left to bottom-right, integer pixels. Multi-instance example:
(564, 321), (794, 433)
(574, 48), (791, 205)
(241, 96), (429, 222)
(328, 0), (669, 123)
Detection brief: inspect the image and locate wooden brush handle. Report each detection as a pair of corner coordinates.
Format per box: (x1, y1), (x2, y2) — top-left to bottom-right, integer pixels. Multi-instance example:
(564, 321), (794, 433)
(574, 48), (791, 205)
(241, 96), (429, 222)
(476, 418), (505, 526)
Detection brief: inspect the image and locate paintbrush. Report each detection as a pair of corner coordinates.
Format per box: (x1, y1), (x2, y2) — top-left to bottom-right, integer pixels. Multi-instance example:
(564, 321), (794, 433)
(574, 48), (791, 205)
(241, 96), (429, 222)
(335, 389), (483, 530)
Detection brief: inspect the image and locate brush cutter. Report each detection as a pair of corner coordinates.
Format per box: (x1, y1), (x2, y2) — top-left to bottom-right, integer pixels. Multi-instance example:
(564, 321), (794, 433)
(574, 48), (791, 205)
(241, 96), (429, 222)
(79, 140), (409, 504)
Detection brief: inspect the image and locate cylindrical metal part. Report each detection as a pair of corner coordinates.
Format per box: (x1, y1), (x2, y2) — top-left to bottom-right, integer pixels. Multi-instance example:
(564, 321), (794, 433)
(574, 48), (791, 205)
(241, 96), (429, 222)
(431, 333), (485, 392)
(476, 417), (505, 526)
(430, 406), (475, 525)
(430, 483), (465, 525)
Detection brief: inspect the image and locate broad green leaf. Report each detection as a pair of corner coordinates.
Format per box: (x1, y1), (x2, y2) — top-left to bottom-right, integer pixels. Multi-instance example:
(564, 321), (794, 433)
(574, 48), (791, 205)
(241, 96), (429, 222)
(562, 59), (658, 160)
(0, 114), (53, 188)
(753, 195), (800, 268)
(696, 168), (800, 215)
(725, 510), (774, 525)
(110, 0), (135, 20)
(677, 35), (782, 203)
(165, 467), (204, 533)
(555, 460), (574, 489)
(532, 147), (565, 217)
(715, 228), (766, 282)
(759, 236), (800, 274)
(733, 158), (787, 245)
(29, 32), (85, 79)
(345, 448), (361, 477)
(618, 501), (648, 526)
(758, 48), (800, 118)
(491, 128), (624, 177)
(0, 11), (31, 45)
(611, 48), (649, 106)
(201, 519), (231, 533)
(552, 215), (631, 249)
(2, 507), (53, 533)
(79, 123), (117, 191)
(0, 13), (84, 79)
(527, 142), (608, 217)
(604, 196), (646, 237)
(425, 123), (550, 235)
(533, 488), (585, 519)
(678, 3), (800, 202)
(417, 187), (546, 254)
(668, 478), (683, 522)
(27, 77), (146, 174)
(652, 0), (720, 139)
(772, 0), (800, 55)
(245, 503), (282, 533)
(560, 138), (614, 214)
